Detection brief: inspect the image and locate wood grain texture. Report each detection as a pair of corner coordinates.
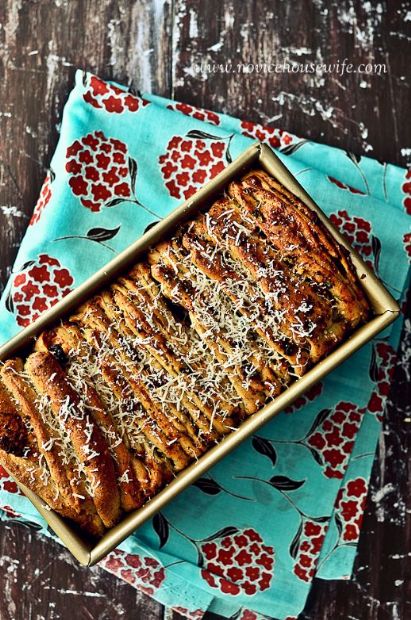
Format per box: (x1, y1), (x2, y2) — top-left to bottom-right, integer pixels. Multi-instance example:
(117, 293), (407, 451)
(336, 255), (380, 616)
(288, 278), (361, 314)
(0, 1), (409, 619)
(0, 525), (165, 620)
(172, 0), (410, 165)
(0, 0), (173, 291)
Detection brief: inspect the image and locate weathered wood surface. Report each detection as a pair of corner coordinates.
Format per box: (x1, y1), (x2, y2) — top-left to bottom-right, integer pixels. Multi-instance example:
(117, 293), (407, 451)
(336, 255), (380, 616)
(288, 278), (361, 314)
(0, 1), (409, 619)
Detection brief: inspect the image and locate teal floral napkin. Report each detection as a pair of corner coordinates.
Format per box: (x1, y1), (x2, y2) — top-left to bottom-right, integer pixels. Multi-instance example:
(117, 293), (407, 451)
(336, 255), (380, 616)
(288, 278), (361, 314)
(0, 70), (409, 620)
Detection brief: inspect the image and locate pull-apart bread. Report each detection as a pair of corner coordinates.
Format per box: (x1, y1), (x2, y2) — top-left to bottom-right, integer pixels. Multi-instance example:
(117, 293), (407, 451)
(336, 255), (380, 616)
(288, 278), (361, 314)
(0, 170), (370, 536)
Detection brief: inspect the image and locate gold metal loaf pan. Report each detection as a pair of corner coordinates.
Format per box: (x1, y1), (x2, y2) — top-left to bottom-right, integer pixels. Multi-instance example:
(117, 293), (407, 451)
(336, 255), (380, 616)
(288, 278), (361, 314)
(0, 143), (400, 565)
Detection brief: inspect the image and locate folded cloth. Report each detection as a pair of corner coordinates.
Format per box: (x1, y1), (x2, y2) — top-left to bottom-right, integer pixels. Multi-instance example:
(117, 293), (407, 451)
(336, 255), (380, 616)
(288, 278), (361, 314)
(0, 70), (409, 620)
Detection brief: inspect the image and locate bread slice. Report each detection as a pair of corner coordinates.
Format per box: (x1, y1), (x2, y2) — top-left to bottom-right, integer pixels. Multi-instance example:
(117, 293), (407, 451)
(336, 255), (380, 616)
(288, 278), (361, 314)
(35, 326), (144, 512)
(25, 352), (121, 528)
(0, 370), (104, 536)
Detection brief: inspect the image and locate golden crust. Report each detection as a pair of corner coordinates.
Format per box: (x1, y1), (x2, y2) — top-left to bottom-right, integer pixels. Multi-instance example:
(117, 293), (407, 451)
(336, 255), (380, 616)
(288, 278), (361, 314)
(88, 352), (174, 495)
(149, 242), (268, 414)
(0, 359), (80, 510)
(73, 304), (192, 471)
(109, 284), (236, 434)
(181, 217), (292, 388)
(25, 352), (121, 528)
(36, 324), (144, 512)
(99, 289), (216, 447)
(229, 171), (370, 324)
(207, 197), (348, 364)
(0, 376), (104, 537)
(0, 168), (370, 536)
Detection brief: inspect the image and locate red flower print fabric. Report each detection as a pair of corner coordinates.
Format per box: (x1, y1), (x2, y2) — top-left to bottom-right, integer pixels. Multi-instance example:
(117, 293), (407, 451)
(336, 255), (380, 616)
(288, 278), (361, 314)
(0, 465), (20, 495)
(328, 176), (366, 195)
(29, 171), (53, 226)
(403, 232), (411, 260)
(367, 342), (397, 420)
(65, 131), (138, 212)
(330, 210), (381, 270)
(8, 254), (74, 327)
(240, 120), (293, 149)
(167, 102), (221, 126)
(402, 168), (411, 215)
(334, 477), (368, 544)
(159, 131), (232, 200)
(1, 505), (21, 518)
(200, 528), (274, 596)
(292, 519), (328, 582)
(83, 74), (150, 114)
(305, 403), (364, 480)
(101, 549), (165, 596)
(253, 400), (366, 480)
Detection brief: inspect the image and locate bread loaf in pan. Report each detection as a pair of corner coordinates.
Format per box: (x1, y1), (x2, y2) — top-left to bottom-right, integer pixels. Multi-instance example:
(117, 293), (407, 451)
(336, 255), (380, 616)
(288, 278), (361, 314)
(0, 170), (370, 536)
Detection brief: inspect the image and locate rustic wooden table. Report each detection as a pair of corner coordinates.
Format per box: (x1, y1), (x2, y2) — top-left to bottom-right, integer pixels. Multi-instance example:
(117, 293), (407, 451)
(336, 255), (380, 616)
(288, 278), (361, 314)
(0, 1), (409, 619)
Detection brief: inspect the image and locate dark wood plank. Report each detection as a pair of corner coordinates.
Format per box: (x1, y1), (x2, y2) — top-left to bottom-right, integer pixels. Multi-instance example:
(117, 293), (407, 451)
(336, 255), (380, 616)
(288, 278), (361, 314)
(172, 0), (410, 167)
(0, 523), (166, 620)
(302, 288), (411, 620)
(173, 3), (410, 615)
(0, 1), (409, 619)
(0, 0), (173, 292)
(0, 1), (173, 619)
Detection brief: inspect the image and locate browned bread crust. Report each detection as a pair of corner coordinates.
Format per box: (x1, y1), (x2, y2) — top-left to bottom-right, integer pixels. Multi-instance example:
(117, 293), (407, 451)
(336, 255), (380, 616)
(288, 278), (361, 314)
(35, 326), (143, 512)
(0, 169), (370, 536)
(0, 375), (104, 536)
(25, 352), (121, 528)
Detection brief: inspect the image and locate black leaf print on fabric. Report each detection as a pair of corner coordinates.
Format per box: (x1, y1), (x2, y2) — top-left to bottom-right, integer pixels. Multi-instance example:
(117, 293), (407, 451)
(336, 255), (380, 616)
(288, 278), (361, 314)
(196, 546), (204, 568)
(314, 515), (330, 523)
(280, 139), (308, 156)
(144, 221), (160, 235)
(371, 235), (382, 272)
(128, 156), (138, 193)
(269, 476), (305, 491)
(226, 144), (233, 163)
(105, 198), (126, 208)
(18, 260), (36, 272)
(202, 526), (239, 542)
(304, 409), (332, 439)
(289, 521), (303, 559)
(369, 345), (379, 382)
(335, 513), (343, 537)
(186, 130), (222, 140)
(152, 512), (169, 548)
(193, 478), (222, 495)
(86, 226), (121, 242)
(307, 445), (324, 466)
(5, 288), (14, 314)
(252, 436), (277, 467)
